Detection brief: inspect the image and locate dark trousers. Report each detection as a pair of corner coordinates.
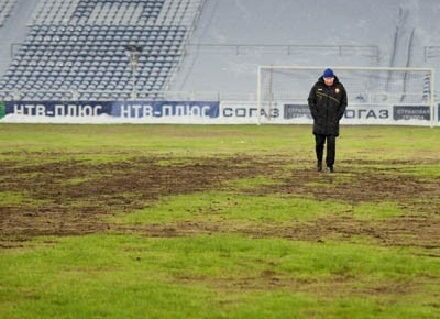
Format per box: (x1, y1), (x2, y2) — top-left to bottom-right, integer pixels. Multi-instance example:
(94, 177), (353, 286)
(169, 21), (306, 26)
(315, 134), (335, 167)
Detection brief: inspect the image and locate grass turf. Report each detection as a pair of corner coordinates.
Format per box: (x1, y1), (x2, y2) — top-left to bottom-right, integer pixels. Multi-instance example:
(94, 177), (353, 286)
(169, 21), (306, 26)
(0, 123), (439, 318)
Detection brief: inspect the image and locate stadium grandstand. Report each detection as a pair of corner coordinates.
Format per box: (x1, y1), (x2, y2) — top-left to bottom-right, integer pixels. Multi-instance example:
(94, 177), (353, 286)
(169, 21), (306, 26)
(0, 0), (438, 102)
(0, 0), (205, 100)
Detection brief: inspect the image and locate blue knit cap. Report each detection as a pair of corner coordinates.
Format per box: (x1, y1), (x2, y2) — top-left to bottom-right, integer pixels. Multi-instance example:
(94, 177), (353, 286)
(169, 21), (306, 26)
(323, 68), (334, 78)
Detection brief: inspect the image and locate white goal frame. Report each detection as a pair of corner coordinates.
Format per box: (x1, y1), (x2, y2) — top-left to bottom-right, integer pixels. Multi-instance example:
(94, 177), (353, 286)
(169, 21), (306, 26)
(257, 65), (436, 127)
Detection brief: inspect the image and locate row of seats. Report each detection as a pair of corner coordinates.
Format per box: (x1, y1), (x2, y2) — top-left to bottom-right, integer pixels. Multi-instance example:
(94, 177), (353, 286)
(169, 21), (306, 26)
(3, 78), (171, 88)
(25, 33), (186, 43)
(1, 79), (167, 92)
(5, 65), (173, 76)
(31, 23), (186, 33)
(1, 76), (168, 85)
(4, 61), (172, 72)
(19, 42), (183, 52)
(21, 41), (184, 51)
(15, 49), (181, 59)
(28, 28), (186, 37)
(21, 47), (182, 58)
(6, 68), (174, 79)
(0, 90), (163, 101)
(0, 0), (16, 26)
(26, 23), (187, 43)
(3, 71), (170, 81)
(11, 56), (177, 65)
(3, 70), (171, 89)
(1, 71), (169, 82)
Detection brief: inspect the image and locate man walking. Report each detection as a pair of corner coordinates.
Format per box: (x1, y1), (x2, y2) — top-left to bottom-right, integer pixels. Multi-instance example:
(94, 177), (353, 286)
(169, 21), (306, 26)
(308, 68), (347, 173)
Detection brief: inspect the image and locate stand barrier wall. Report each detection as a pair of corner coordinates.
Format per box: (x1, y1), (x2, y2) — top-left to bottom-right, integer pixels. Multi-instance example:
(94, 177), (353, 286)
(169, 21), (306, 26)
(0, 100), (439, 125)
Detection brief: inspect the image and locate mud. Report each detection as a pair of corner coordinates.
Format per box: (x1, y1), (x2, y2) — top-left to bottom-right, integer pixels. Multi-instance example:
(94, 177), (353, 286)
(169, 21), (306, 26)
(259, 163), (440, 206)
(0, 155), (279, 244)
(174, 273), (424, 298)
(1, 156), (439, 251)
(115, 213), (440, 250)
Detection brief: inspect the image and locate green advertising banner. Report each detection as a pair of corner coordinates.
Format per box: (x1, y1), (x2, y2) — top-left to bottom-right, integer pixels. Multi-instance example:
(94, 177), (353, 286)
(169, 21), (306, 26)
(0, 101), (5, 119)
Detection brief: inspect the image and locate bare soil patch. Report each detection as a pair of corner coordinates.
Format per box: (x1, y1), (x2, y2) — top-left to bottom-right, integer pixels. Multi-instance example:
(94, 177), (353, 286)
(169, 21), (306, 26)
(174, 273), (425, 299)
(1, 157), (439, 251)
(0, 155), (278, 245)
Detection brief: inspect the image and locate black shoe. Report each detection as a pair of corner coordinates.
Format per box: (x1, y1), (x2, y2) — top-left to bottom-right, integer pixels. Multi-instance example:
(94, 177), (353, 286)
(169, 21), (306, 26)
(317, 162), (322, 172)
(327, 166), (334, 173)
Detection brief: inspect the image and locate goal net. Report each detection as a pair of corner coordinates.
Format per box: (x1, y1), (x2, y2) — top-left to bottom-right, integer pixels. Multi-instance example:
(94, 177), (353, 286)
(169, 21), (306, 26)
(257, 66), (435, 126)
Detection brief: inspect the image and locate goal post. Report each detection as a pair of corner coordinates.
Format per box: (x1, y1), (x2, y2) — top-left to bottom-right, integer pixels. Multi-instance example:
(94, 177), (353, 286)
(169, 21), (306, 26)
(257, 66), (436, 127)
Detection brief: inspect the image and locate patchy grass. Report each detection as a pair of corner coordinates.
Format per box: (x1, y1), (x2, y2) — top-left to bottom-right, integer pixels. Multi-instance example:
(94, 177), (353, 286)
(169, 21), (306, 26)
(115, 191), (405, 226)
(0, 191), (25, 205)
(115, 192), (350, 225)
(0, 124), (439, 318)
(0, 234), (439, 319)
(0, 191), (49, 208)
(1, 124), (439, 160)
(226, 176), (281, 189)
(398, 164), (440, 178)
(351, 202), (403, 220)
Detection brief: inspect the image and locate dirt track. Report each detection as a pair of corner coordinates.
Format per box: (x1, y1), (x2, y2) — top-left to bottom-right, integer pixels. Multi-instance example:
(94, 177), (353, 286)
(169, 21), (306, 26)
(1, 155), (439, 250)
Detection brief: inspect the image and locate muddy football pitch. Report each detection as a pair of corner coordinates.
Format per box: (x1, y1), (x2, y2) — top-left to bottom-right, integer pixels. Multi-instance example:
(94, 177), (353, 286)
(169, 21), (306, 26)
(0, 124), (439, 318)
